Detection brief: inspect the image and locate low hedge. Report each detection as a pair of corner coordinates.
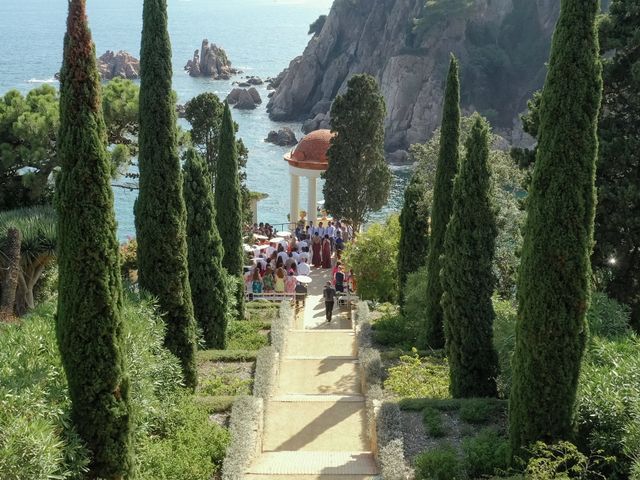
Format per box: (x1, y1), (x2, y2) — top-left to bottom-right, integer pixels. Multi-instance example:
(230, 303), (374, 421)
(221, 396), (263, 480)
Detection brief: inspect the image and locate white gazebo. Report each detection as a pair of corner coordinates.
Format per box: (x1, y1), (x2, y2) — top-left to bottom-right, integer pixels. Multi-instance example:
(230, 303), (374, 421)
(284, 129), (335, 226)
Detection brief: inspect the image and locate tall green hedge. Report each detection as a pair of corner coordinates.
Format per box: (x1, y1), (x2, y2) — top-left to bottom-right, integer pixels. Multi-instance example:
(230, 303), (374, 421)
(135, 0), (197, 388)
(441, 115), (498, 398)
(423, 55), (461, 349)
(183, 148), (230, 349)
(215, 103), (244, 318)
(509, 0), (603, 455)
(55, 0), (132, 477)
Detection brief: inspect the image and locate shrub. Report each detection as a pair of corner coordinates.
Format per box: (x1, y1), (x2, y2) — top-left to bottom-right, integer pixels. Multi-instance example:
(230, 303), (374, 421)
(402, 266), (428, 341)
(459, 398), (496, 424)
(253, 346), (277, 400)
(226, 320), (268, 351)
(373, 311), (418, 348)
(343, 216), (400, 302)
(377, 402), (406, 480)
(270, 302), (292, 355)
(137, 395), (229, 480)
(384, 350), (450, 399)
(462, 428), (509, 477)
(423, 407), (447, 438)
(360, 347), (384, 387)
(522, 441), (608, 480)
(415, 444), (464, 480)
(222, 396), (263, 480)
(586, 292), (631, 338)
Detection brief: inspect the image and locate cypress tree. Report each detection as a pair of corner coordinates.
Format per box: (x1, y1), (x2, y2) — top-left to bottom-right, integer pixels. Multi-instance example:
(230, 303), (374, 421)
(216, 102), (244, 318)
(397, 174), (429, 305)
(509, 0), (602, 455)
(422, 55), (460, 349)
(135, 0), (197, 388)
(183, 148), (229, 349)
(56, 0), (132, 476)
(441, 115), (498, 398)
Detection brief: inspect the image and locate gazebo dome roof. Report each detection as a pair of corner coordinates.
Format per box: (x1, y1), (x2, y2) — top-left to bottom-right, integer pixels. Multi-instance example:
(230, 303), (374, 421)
(284, 129), (335, 171)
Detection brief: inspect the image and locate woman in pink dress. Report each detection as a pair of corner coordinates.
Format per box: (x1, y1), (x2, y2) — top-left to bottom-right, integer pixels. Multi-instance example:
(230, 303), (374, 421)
(311, 233), (322, 268)
(322, 235), (332, 269)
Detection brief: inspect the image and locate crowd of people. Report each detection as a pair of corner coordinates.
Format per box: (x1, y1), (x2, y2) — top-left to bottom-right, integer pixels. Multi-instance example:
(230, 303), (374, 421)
(244, 219), (356, 299)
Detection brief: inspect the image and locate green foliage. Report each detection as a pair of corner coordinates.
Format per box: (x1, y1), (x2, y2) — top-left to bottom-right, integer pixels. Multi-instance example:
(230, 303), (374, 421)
(493, 297), (517, 398)
(183, 148), (231, 348)
(221, 396), (262, 480)
(397, 173), (429, 304)
(373, 310), (418, 349)
(198, 373), (252, 397)
(423, 407), (447, 438)
(308, 14), (327, 36)
(593, 0), (640, 331)
(441, 115), (498, 398)
(384, 350), (450, 399)
(414, 443), (464, 480)
(522, 441), (608, 480)
(215, 102), (245, 318)
(253, 346), (277, 400)
(136, 0), (197, 388)
(101, 77), (139, 162)
(423, 56), (460, 349)
(55, 1), (132, 476)
(510, 0), (603, 455)
(399, 266), (428, 345)
(459, 398), (497, 425)
(323, 74), (391, 233)
(0, 206), (56, 314)
(343, 215), (399, 302)
(226, 320), (269, 351)
(462, 428), (510, 478)
(586, 292), (632, 338)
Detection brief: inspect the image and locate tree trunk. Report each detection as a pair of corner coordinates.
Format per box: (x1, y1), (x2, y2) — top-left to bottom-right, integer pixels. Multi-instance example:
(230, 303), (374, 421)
(0, 227), (21, 320)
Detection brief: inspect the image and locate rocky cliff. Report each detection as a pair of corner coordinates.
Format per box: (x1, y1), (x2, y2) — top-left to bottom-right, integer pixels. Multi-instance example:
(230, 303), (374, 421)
(98, 50), (139, 80)
(267, 0), (560, 156)
(185, 40), (240, 79)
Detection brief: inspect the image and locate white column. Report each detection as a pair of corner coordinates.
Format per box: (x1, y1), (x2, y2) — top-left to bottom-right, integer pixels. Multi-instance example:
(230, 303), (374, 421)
(290, 173), (300, 228)
(307, 176), (317, 225)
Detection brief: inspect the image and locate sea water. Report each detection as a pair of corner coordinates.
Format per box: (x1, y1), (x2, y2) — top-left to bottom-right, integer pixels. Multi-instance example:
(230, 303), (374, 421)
(0, 0), (411, 239)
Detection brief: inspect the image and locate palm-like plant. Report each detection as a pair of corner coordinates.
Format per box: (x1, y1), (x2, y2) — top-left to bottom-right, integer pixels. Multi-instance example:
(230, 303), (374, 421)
(0, 206), (56, 314)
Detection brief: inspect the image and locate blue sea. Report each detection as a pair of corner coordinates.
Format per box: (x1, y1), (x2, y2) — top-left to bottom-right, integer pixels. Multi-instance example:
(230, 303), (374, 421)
(0, 0), (410, 239)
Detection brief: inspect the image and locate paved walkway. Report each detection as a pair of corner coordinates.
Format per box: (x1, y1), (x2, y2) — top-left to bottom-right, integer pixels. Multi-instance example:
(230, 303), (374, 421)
(246, 267), (379, 479)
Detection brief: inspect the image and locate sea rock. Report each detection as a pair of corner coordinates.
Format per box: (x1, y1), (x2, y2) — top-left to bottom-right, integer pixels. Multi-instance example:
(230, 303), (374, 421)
(267, 0), (560, 150)
(387, 149), (410, 165)
(227, 88), (259, 110)
(98, 50), (139, 80)
(246, 76), (263, 86)
(302, 112), (330, 134)
(184, 39), (239, 79)
(238, 82), (251, 87)
(265, 127), (298, 146)
(176, 104), (186, 118)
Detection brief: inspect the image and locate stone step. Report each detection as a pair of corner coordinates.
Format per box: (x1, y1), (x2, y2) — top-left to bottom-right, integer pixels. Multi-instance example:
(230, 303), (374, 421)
(278, 358), (362, 395)
(263, 399), (369, 452)
(247, 451), (378, 476)
(286, 330), (357, 358)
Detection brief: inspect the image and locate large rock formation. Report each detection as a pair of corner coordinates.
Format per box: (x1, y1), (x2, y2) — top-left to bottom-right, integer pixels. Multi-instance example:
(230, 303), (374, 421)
(185, 40), (239, 79)
(98, 51), (140, 80)
(267, 0), (560, 152)
(227, 87), (262, 110)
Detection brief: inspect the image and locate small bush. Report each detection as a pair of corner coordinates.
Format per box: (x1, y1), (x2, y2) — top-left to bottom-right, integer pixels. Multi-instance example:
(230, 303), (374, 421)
(360, 347), (384, 387)
(459, 398), (495, 424)
(199, 374), (252, 397)
(197, 349), (258, 362)
(522, 441), (608, 480)
(226, 320), (268, 351)
(423, 407), (447, 437)
(462, 428), (509, 477)
(270, 302), (292, 355)
(380, 438), (407, 480)
(402, 266), (429, 341)
(586, 292), (631, 339)
(222, 396), (263, 480)
(373, 311), (418, 348)
(415, 444), (464, 480)
(253, 346), (277, 400)
(384, 350), (450, 399)
(377, 402), (406, 480)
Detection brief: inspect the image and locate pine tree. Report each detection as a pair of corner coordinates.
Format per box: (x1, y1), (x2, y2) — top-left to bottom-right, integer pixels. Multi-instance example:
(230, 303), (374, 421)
(441, 115), (498, 398)
(55, 0), (132, 476)
(135, 0), (197, 388)
(422, 55), (460, 349)
(397, 174), (429, 305)
(216, 102), (244, 318)
(509, 0), (602, 455)
(183, 148), (230, 348)
(323, 74), (391, 234)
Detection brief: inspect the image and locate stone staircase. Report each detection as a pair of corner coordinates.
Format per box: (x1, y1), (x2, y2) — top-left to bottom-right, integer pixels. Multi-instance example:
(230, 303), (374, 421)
(246, 328), (379, 479)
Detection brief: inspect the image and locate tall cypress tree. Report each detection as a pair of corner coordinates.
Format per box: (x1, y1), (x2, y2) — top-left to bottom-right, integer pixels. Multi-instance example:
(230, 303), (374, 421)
(422, 55), (461, 349)
(441, 115), (498, 398)
(216, 102), (244, 318)
(56, 0), (132, 476)
(397, 174), (429, 305)
(135, 0), (197, 388)
(183, 148), (229, 348)
(509, 0), (602, 455)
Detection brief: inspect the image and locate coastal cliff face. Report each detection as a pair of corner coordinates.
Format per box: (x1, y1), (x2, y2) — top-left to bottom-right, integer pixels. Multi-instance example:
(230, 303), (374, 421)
(267, 0), (560, 155)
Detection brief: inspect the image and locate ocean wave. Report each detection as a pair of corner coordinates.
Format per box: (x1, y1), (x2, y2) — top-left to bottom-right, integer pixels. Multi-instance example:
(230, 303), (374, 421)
(27, 77), (58, 84)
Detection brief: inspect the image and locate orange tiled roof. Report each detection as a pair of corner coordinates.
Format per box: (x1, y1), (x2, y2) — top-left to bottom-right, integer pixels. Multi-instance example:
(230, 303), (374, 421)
(284, 129), (335, 171)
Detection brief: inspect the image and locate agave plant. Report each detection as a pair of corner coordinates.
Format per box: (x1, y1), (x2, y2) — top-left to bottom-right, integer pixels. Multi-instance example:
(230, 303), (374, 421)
(0, 206), (56, 315)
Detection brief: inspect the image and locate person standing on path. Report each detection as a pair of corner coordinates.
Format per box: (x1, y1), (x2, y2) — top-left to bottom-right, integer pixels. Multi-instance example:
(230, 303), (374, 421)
(323, 281), (336, 322)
